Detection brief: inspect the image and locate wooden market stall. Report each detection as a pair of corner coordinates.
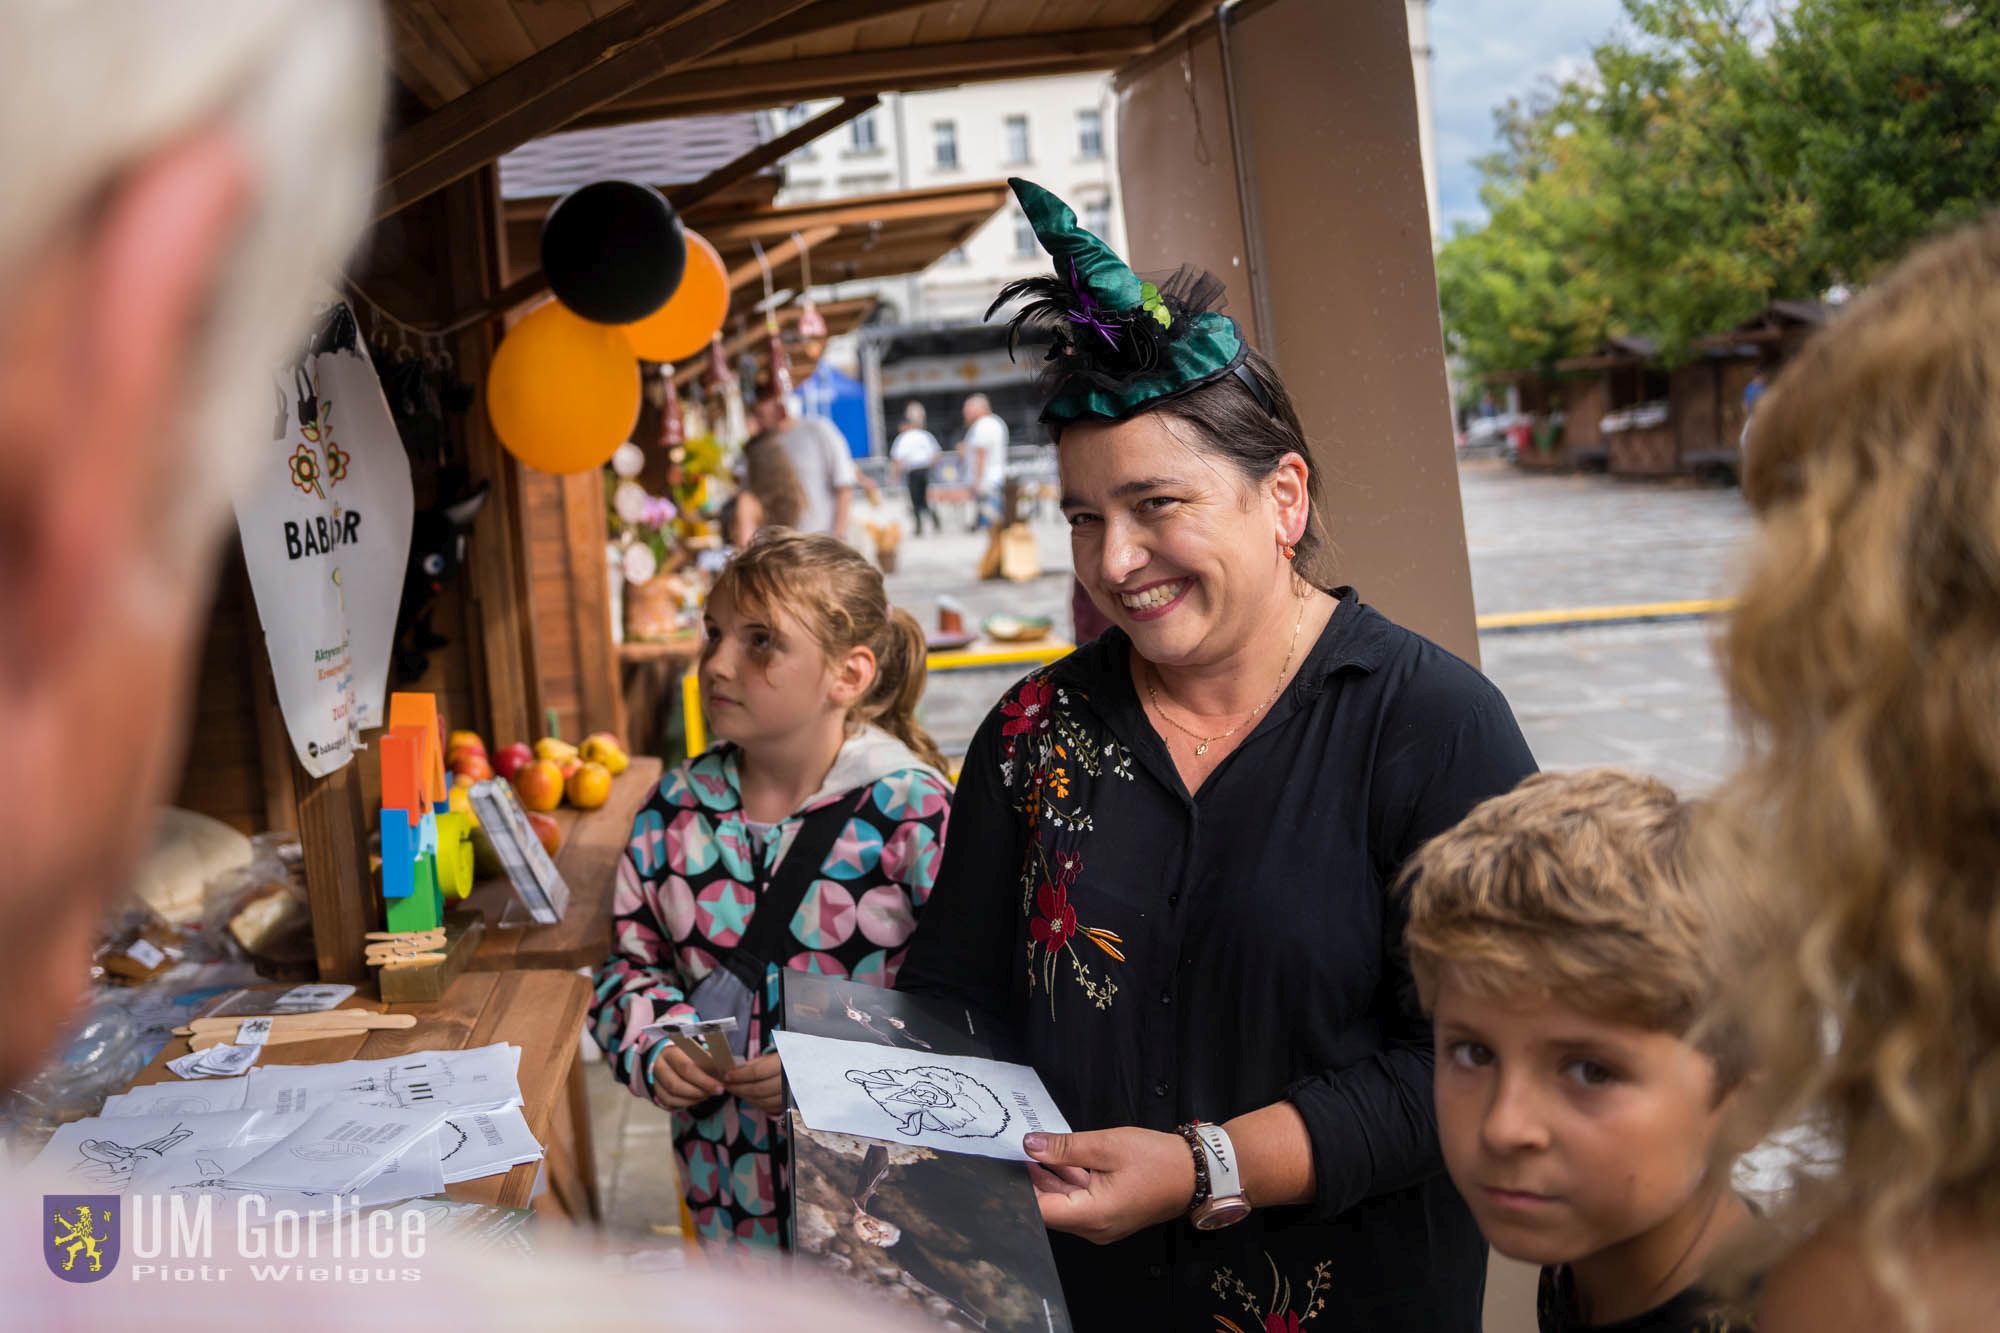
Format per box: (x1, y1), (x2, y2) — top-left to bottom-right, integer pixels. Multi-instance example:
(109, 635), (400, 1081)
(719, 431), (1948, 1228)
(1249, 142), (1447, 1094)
(155, 0), (1249, 1230)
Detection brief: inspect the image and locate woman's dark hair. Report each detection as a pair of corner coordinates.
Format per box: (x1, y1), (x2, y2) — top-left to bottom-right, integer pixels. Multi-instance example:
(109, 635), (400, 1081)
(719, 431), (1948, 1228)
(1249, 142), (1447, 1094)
(1052, 345), (1326, 573)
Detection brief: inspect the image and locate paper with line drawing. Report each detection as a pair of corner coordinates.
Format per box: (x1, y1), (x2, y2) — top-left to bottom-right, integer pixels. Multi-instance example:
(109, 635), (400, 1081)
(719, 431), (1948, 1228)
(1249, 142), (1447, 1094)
(773, 1031), (1070, 1162)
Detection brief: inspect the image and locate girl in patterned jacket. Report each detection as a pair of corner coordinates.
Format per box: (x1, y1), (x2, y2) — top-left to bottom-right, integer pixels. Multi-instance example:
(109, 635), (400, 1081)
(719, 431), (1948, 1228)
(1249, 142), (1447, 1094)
(591, 530), (953, 1247)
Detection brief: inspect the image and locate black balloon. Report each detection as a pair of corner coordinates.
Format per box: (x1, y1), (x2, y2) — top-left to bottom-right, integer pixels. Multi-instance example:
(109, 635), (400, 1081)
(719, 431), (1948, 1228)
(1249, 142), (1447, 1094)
(541, 180), (687, 325)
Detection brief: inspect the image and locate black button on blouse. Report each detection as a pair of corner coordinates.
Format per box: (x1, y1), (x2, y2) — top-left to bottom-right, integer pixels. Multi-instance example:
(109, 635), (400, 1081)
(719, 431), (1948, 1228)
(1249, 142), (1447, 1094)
(900, 589), (1538, 1332)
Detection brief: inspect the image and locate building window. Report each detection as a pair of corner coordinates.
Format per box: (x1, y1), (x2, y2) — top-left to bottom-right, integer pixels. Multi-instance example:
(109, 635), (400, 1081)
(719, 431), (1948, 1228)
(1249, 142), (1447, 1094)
(1082, 196), (1111, 237)
(1014, 209), (1038, 258)
(784, 103), (817, 160)
(1077, 109), (1103, 160)
(933, 120), (958, 170)
(850, 109), (879, 153)
(1004, 114), (1031, 164)
(943, 246), (969, 266)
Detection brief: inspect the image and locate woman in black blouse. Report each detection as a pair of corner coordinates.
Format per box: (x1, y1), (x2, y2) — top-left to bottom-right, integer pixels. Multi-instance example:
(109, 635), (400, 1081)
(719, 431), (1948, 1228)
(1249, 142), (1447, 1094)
(898, 180), (1536, 1331)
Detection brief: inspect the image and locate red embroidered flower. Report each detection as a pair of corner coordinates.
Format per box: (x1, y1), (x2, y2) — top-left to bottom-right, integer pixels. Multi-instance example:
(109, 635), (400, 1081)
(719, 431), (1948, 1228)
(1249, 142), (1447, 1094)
(1052, 851), (1083, 887)
(1030, 879), (1077, 951)
(1000, 678), (1055, 737)
(1264, 1314), (1302, 1333)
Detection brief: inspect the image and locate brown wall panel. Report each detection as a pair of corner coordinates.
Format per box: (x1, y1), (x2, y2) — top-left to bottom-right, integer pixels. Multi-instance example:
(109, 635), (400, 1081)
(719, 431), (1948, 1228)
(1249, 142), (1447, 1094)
(1115, 0), (1480, 658)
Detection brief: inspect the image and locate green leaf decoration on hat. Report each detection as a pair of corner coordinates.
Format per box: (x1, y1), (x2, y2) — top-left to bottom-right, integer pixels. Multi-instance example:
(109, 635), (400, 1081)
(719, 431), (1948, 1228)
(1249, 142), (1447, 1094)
(988, 177), (1245, 425)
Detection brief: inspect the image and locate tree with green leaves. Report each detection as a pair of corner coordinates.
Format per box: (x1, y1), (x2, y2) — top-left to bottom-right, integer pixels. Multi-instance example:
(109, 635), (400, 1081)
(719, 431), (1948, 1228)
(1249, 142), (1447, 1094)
(1438, 0), (2000, 378)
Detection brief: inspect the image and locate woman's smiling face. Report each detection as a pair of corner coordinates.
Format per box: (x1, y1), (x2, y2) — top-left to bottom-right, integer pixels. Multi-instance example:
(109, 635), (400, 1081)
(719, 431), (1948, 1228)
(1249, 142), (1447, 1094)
(1059, 411), (1304, 667)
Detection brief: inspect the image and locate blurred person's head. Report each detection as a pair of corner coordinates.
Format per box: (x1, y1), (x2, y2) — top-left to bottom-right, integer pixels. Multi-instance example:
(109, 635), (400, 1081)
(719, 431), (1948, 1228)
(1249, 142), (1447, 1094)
(751, 378), (792, 434)
(1712, 216), (2000, 1316)
(0, 0), (381, 1090)
(1403, 771), (1748, 1291)
(962, 392), (990, 425)
(901, 401), (926, 428)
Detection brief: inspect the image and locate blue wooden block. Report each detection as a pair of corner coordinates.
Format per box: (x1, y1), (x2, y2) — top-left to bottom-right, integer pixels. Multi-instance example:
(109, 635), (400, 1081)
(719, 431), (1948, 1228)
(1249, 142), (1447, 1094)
(381, 810), (417, 901)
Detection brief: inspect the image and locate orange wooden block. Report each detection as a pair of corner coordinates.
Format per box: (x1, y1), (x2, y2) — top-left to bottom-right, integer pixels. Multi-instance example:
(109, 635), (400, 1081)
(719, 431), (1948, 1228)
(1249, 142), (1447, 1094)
(388, 692), (447, 806)
(379, 727), (428, 822)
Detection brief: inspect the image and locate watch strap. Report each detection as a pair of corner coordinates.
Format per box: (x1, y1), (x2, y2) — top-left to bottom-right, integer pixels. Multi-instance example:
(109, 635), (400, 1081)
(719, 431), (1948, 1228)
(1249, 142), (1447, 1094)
(1191, 1123), (1243, 1203)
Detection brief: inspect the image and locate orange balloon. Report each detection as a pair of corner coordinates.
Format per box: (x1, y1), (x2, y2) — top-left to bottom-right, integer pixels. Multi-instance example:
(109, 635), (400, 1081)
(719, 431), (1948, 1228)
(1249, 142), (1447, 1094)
(488, 300), (640, 474)
(620, 229), (729, 364)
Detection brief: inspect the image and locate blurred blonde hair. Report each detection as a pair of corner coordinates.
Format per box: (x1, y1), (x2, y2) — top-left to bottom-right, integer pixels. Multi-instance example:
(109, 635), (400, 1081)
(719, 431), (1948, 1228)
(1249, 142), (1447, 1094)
(0, 0), (382, 566)
(1401, 768), (1742, 1086)
(1711, 218), (2000, 1313)
(710, 529), (946, 772)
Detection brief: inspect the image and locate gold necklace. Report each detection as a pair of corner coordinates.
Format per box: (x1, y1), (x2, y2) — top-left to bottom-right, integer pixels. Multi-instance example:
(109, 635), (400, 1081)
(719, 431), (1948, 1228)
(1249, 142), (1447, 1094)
(1144, 592), (1309, 757)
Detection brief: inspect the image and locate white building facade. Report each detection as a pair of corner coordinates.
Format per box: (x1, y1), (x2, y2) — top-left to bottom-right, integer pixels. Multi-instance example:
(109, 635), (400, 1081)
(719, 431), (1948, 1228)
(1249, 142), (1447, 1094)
(774, 73), (1124, 323)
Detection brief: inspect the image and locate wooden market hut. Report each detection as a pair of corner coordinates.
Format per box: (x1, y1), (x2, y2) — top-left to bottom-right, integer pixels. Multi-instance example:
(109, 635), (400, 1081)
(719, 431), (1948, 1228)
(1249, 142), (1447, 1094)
(155, 0), (1475, 1226)
(1555, 335), (1665, 473)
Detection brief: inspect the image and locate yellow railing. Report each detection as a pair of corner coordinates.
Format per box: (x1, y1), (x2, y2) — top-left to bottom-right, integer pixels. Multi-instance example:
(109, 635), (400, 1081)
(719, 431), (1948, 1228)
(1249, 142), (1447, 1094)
(681, 638), (1077, 759)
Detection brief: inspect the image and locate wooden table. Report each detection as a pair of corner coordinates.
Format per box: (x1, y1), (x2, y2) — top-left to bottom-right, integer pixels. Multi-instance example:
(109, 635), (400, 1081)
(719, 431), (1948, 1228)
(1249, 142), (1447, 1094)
(460, 756), (661, 973)
(127, 970), (598, 1218)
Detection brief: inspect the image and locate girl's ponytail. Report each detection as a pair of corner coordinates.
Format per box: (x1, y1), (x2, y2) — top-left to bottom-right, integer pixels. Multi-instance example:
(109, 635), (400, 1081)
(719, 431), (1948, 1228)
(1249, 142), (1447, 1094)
(862, 607), (947, 774)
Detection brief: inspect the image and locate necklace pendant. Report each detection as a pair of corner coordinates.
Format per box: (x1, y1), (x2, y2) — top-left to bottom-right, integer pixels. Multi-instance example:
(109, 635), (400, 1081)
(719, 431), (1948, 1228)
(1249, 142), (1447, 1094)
(1195, 741), (1209, 756)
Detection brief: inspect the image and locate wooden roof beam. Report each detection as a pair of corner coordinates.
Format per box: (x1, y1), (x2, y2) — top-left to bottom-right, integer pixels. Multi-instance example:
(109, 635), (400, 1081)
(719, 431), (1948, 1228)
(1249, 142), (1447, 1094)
(726, 226), (842, 295)
(666, 96), (876, 213)
(698, 186), (1015, 244)
(598, 29), (1157, 122)
(1151, 0), (1221, 47)
(374, 0), (822, 222)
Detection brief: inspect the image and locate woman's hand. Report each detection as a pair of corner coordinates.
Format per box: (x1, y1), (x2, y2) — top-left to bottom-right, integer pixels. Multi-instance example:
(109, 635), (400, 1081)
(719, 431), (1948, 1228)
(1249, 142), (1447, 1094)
(722, 1051), (786, 1112)
(649, 1042), (725, 1109)
(1024, 1128), (1195, 1245)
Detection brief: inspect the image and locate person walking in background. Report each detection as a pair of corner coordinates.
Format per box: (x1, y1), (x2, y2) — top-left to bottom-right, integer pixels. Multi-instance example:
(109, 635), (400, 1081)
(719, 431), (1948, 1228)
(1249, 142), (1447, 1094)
(961, 391), (1010, 531)
(748, 379), (856, 542)
(889, 401), (941, 536)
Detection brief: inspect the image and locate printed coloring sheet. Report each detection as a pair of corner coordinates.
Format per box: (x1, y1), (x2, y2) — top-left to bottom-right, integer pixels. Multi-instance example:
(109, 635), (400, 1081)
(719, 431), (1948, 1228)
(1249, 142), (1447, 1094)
(241, 1043), (523, 1116)
(231, 1103), (451, 1196)
(773, 1031), (1071, 1162)
(32, 1109), (263, 1188)
(101, 1079), (251, 1118)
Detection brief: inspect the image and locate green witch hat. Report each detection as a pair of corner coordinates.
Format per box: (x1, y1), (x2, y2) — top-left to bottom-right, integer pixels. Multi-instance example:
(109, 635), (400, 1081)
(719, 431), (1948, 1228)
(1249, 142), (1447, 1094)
(987, 177), (1263, 425)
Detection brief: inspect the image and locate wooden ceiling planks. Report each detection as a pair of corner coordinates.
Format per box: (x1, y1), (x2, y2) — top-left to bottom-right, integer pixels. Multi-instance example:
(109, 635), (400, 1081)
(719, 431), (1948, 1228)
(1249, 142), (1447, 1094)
(502, 0), (606, 49)
(427, 0), (540, 81)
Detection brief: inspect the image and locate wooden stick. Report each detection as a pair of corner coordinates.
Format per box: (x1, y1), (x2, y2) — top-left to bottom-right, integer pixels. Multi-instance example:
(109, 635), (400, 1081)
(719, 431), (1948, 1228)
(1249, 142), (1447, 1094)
(189, 1027), (380, 1052)
(176, 1012), (411, 1036)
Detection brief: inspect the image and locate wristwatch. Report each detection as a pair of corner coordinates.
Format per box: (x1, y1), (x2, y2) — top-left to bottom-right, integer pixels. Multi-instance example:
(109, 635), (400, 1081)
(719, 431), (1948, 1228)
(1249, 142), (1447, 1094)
(1178, 1121), (1251, 1230)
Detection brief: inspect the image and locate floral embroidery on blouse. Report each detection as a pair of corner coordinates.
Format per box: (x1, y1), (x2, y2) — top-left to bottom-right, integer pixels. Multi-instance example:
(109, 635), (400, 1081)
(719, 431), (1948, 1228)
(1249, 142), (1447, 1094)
(998, 672), (1132, 1014)
(1211, 1255), (1334, 1333)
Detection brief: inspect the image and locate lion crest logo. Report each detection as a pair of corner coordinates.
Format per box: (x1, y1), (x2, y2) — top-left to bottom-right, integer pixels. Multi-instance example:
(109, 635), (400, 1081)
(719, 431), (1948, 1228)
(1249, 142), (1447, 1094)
(44, 1195), (119, 1282)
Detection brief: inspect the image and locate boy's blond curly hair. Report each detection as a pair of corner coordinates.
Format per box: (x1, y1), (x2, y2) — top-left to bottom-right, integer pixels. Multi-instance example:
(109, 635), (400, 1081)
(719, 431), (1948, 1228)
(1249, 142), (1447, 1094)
(1401, 768), (1741, 1087)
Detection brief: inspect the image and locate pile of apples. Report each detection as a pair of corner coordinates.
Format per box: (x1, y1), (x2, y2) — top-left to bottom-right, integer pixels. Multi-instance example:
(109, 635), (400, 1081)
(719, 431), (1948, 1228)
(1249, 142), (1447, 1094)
(451, 729), (631, 816)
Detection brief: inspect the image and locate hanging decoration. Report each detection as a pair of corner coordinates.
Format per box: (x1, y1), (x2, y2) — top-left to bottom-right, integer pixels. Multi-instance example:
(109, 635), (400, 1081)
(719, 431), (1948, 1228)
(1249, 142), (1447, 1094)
(541, 180), (688, 325)
(794, 229), (829, 361)
(487, 300), (641, 474)
(393, 467), (489, 683)
(235, 302), (415, 777)
(620, 229), (729, 363)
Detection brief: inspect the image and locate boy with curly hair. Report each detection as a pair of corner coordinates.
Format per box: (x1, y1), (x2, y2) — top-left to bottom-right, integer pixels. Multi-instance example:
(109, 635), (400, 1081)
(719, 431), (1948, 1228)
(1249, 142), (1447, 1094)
(1402, 769), (1754, 1333)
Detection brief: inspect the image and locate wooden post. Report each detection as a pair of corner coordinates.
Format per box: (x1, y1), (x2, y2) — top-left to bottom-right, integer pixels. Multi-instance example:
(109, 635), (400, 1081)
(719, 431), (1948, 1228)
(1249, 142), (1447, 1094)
(296, 758), (375, 983)
(558, 471), (625, 742)
(441, 168), (540, 745)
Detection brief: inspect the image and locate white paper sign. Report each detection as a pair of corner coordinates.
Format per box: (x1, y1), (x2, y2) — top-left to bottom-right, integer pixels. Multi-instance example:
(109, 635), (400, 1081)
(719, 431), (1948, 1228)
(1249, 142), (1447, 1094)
(234, 310), (413, 777)
(772, 1031), (1071, 1162)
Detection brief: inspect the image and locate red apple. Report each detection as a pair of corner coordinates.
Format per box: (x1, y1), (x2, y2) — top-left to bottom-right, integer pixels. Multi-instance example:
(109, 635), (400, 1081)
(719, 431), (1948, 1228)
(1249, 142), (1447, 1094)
(492, 742), (534, 781)
(524, 811), (562, 857)
(450, 752), (494, 783)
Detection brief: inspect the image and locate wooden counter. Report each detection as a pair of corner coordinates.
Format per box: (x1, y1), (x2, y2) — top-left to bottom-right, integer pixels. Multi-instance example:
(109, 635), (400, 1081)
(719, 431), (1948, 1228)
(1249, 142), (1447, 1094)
(127, 970), (598, 1218)
(460, 755), (661, 973)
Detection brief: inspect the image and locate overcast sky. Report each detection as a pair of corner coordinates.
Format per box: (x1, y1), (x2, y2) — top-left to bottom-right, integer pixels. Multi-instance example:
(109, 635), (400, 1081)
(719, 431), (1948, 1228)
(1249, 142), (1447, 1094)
(1430, 0), (1629, 233)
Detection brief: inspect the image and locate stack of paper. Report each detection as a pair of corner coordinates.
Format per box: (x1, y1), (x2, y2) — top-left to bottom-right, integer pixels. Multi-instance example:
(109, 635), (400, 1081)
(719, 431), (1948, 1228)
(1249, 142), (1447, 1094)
(59, 1042), (544, 1212)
